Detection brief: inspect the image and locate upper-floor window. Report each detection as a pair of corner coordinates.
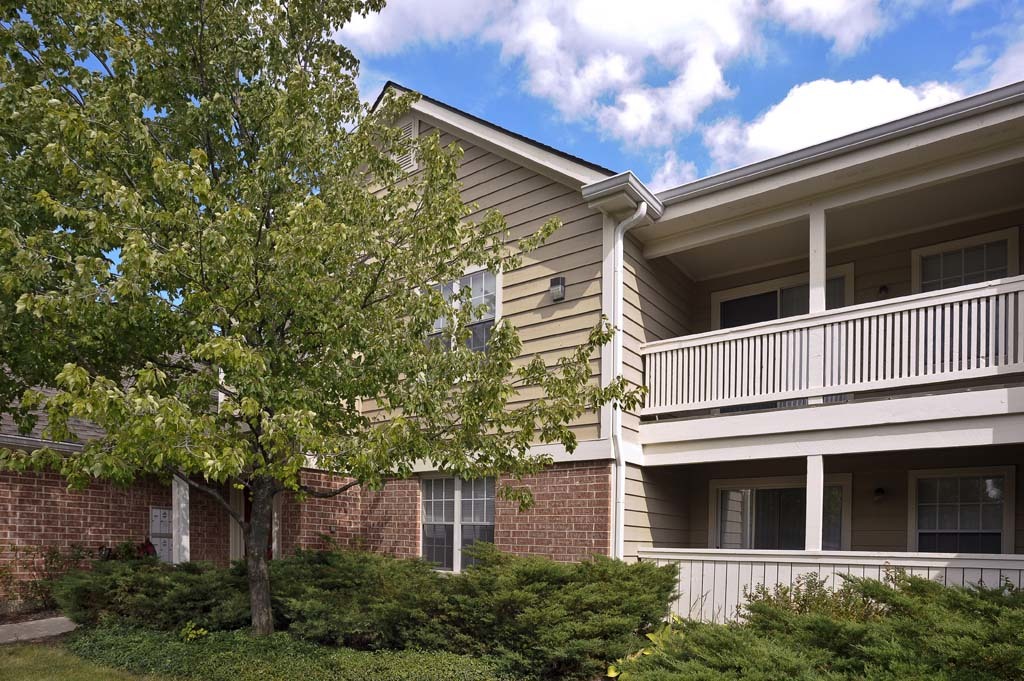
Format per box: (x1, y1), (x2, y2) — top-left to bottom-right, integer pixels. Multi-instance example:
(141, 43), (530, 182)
(912, 227), (1019, 293)
(431, 268), (497, 352)
(421, 476), (495, 572)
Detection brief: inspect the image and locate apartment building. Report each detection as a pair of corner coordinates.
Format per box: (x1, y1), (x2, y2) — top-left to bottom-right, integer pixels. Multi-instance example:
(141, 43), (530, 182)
(4, 79), (1024, 620)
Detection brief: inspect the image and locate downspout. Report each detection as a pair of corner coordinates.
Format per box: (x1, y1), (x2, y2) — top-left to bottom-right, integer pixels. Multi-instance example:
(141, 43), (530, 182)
(611, 200), (648, 560)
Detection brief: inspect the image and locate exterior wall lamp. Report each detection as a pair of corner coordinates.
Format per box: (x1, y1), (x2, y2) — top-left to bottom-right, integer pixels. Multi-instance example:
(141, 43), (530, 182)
(550, 276), (566, 301)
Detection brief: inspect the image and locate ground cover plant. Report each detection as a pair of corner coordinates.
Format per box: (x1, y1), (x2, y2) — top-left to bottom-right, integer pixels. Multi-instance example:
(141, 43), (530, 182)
(53, 547), (677, 681)
(64, 625), (511, 681)
(608, 572), (1024, 680)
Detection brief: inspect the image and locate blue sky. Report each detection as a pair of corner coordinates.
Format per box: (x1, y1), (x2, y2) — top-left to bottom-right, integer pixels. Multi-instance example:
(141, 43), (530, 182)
(339, 1), (1024, 191)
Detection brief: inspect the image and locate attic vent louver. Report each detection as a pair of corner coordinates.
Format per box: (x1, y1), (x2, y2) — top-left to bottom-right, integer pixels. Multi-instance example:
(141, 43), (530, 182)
(394, 118), (419, 173)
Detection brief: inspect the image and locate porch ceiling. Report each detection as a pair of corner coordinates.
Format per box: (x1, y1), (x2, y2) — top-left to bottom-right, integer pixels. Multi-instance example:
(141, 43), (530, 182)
(666, 161), (1024, 282)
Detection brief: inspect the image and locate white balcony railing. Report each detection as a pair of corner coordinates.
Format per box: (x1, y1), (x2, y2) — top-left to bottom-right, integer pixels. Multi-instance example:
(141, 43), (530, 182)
(638, 548), (1024, 623)
(642, 275), (1024, 415)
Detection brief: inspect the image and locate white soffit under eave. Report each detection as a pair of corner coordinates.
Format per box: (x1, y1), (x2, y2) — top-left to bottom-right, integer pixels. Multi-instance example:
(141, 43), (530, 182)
(408, 98), (610, 190)
(636, 97), (1024, 251)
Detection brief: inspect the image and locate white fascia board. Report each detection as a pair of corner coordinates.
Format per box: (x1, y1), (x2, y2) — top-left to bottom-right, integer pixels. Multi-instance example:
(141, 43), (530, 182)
(0, 432), (82, 453)
(640, 387), (1024, 464)
(582, 171), (664, 219)
(641, 386), (1024, 444)
(643, 412), (1024, 465)
(409, 98), (610, 190)
(408, 438), (616, 474)
(655, 81), (1024, 207)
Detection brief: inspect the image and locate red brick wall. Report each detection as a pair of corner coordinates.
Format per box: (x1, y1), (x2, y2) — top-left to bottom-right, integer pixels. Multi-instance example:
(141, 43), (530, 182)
(1, 460), (615, 590)
(0, 471), (170, 583)
(189, 487), (231, 565)
(359, 478), (420, 558)
(278, 471), (362, 554)
(495, 461), (613, 561)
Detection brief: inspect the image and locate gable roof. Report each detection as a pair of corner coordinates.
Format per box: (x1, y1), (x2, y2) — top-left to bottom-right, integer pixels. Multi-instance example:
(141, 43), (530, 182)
(372, 81), (614, 189)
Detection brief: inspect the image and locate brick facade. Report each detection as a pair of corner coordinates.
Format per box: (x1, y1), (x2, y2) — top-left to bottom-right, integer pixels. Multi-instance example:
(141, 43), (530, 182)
(278, 470), (362, 555)
(495, 461), (613, 561)
(2, 460), (615, 598)
(0, 471), (170, 584)
(0, 472), (233, 587)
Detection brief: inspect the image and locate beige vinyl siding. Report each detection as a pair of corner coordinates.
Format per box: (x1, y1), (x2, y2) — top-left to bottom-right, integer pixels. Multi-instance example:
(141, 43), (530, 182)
(627, 445), (1024, 554)
(362, 119), (607, 440)
(621, 235), (695, 442)
(690, 209), (1024, 334)
(623, 464), (689, 561)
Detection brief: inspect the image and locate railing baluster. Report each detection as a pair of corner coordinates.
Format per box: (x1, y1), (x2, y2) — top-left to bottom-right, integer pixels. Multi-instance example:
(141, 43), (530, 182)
(641, 279), (1024, 414)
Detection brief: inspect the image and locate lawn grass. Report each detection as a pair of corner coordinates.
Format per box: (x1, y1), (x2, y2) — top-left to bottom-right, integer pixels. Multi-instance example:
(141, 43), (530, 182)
(0, 643), (168, 681)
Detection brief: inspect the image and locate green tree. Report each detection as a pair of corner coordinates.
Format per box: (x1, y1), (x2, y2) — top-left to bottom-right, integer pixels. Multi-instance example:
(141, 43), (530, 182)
(0, 1), (641, 634)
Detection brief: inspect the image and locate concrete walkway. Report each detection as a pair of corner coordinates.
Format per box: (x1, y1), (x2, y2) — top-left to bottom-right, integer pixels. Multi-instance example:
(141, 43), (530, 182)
(0, 616), (77, 644)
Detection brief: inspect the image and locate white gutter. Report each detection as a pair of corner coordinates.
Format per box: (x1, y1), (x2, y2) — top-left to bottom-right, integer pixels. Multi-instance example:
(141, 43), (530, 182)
(610, 200), (648, 560)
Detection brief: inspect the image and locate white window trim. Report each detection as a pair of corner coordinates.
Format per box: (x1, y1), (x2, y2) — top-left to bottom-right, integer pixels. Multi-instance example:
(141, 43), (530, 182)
(707, 474), (853, 550)
(710, 263), (855, 330)
(461, 263), (503, 325)
(910, 226), (1020, 294)
(906, 466), (1016, 554)
(420, 475), (495, 573)
(431, 265), (502, 350)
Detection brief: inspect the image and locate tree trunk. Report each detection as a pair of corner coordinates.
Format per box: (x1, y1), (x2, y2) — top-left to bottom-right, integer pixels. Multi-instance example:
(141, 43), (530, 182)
(245, 477), (276, 636)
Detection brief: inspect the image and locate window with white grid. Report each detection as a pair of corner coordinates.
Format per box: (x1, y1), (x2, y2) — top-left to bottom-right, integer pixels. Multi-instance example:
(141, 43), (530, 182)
(911, 470), (1013, 554)
(429, 269), (496, 352)
(421, 477), (495, 572)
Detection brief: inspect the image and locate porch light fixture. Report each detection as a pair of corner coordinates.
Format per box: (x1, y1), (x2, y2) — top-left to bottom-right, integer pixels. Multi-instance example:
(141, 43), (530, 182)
(873, 487), (886, 502)
(550, 276), (566, 301)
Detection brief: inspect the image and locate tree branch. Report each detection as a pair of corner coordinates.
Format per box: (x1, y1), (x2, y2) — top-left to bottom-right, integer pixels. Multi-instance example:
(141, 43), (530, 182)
(298, 478), (360, 499)
(173, 471), (244, 526)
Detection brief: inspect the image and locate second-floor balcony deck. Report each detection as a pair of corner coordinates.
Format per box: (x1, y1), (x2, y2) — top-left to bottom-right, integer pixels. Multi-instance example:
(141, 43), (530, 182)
(643, 274), (1024, 416)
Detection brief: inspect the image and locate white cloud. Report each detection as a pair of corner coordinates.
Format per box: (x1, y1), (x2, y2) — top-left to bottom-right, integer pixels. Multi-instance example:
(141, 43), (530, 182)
(954, 45), (991, 72)
(338, 0), (919, 147)
(340, 0), (507, 54)
(768, 0), (885, 54)
(988, 40), (1024, 89)
(950, 0), (984, 12)
(702, 76), (963, 170)
(648, 150), (699, 192)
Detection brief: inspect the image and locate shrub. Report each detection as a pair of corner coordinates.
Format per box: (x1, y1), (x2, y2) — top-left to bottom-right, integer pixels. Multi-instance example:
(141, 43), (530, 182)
(609, 573), (1024, 681)
(1, 543), (91, 613)
(270, 550), (450, 649)
(55, 546), (677, 680)
(66, 624), (511, 681)
(439, 544), (677, 680)
(53, 558), (249, 630)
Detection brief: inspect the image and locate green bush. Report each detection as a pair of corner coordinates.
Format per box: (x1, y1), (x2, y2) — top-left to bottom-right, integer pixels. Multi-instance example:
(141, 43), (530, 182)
(1, 543), (91, 613)
(439, 544), (676, 680)
(609, 573), (1024, 680)
(55, 546), (676, 680)
(53, 558), (249, 630)
(66, 624), (511, 681)
(270, 550), (450, 649)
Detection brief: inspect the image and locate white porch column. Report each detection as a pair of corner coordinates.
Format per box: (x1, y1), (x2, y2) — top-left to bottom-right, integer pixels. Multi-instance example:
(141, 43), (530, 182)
(808, 207), (827, 404)
(804, 454), (824, 551)
(228, 487), (245, 561)
(809, 206), (827, 313)
(171, 477), (190, 563)
(271, 494), (283, 559)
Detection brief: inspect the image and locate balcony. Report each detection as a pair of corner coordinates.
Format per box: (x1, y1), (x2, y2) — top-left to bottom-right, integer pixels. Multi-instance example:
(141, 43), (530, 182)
(638, 547), (1024, 622)
(642, 275), (1024, 417)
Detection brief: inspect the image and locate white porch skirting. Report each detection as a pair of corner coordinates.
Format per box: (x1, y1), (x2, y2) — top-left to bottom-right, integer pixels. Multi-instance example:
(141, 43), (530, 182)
(638, 548), (1024, 623)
